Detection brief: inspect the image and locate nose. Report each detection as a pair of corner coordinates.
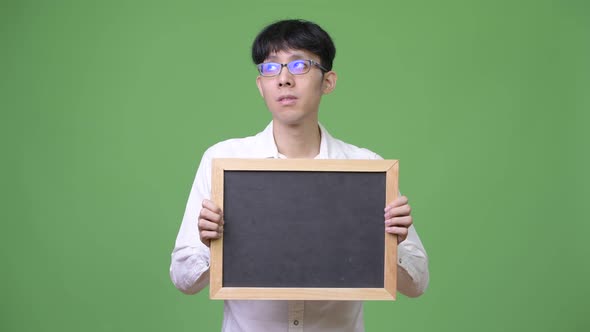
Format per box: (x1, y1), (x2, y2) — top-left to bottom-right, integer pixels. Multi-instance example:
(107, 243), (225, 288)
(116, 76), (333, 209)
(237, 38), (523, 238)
(277, 65), (294, 88)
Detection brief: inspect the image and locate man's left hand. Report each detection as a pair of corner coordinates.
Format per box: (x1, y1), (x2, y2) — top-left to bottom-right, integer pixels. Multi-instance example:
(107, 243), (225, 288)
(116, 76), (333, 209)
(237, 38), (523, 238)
(384, 195), (413, 244)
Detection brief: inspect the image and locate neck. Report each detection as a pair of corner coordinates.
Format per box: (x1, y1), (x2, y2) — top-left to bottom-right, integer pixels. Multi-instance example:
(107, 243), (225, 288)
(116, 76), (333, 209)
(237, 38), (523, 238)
(273, 118), (321, 159)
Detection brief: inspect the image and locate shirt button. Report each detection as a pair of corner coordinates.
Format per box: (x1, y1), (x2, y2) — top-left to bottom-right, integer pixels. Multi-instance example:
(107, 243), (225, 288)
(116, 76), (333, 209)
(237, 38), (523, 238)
(293, 320), (299, 326)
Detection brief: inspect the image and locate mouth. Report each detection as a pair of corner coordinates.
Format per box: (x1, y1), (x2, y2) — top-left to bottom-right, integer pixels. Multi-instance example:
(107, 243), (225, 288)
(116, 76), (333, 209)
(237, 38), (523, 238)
(277, 95), (298, 106)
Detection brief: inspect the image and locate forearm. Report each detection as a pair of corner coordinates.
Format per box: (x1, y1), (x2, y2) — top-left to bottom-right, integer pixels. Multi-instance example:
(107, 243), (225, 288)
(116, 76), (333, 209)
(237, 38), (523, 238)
(396, 225), (429, 297)
(170, 150), (213, 294)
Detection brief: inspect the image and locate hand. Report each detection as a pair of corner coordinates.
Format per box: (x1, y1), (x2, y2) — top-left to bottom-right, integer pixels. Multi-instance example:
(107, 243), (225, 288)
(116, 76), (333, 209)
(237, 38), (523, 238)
(198, 199), (224, 247)
(384, 195), (412, 244)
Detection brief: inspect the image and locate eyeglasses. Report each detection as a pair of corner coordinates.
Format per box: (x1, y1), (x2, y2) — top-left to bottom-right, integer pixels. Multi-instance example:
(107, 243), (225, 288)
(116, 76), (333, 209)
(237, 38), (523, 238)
(257, 59), (328, 77)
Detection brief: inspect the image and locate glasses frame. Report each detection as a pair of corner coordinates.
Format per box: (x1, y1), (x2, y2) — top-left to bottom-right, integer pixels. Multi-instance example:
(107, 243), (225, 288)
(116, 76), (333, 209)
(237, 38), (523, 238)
(256, 59), (328, 77)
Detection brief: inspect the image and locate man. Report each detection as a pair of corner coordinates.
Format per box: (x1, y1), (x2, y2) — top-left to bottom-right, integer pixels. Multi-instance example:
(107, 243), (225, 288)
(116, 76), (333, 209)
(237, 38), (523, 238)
(170, 19), (429, 331)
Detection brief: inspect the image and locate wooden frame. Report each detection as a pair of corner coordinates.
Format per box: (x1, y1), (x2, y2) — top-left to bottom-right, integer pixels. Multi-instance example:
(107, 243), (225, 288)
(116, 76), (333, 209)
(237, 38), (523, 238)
(210, 158), (399, 300)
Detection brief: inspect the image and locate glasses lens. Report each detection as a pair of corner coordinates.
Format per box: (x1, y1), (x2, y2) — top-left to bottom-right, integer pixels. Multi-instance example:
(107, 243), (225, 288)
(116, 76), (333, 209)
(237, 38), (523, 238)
(259, 62), (281, 76)
(288, 60), (310, 75)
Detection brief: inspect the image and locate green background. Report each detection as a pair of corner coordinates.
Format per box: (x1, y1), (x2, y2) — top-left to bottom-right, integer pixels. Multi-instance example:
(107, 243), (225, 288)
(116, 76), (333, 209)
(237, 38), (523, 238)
(2, 0), (589, 331)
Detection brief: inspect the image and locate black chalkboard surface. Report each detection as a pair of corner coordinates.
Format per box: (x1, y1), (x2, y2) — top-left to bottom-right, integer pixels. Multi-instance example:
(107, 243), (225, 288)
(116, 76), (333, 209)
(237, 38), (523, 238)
(209, 159), (398, 300)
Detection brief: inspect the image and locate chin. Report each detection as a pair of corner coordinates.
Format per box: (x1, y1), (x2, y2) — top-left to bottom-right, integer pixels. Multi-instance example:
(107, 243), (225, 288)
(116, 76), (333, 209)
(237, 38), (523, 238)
(270, 107), (316, 126)
(271, 112), (309, 127)
(273, 116), (304, 127)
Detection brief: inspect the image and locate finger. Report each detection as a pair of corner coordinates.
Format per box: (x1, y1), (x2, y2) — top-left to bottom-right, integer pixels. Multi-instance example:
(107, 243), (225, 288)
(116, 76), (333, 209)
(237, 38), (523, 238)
(385, 226), (408, 239)
(200, 230), (222, 239)
(384, 204), (411, 219)
(198, 218), (224, 232)
(199, 208), (224, 225)
(384, 196), (408, 212)
(202, 199), (223, 215)
(385, 216), (413, 228)
(200, 230), (222, 246)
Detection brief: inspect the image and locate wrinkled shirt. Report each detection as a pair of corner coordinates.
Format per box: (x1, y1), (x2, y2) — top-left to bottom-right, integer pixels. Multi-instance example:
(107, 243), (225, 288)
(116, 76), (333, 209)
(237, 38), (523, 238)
(170, 121), (429, 332)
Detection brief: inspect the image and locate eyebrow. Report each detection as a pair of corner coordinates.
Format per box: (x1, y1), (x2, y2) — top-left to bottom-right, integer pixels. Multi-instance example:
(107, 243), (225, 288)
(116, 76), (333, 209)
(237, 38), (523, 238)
(266, 53), (308, 62)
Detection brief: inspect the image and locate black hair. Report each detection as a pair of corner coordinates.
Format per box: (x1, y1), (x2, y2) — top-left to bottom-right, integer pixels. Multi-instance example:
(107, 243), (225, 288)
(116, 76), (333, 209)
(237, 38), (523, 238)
(251, 19), (336, 71)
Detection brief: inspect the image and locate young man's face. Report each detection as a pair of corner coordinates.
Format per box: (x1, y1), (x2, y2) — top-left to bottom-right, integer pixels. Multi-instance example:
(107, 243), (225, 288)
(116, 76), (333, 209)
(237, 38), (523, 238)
(256, 49), (336, 126)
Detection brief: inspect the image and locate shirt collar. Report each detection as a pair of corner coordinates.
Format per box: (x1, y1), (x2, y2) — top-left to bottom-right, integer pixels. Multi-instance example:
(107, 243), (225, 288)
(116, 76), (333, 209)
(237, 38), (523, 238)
(257, 121), (332, 159)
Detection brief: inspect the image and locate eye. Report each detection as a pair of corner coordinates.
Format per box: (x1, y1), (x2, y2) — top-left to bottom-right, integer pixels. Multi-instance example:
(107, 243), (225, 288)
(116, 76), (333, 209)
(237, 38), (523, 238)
(263, 63), (280, 73)
(289, 60), (310, 74)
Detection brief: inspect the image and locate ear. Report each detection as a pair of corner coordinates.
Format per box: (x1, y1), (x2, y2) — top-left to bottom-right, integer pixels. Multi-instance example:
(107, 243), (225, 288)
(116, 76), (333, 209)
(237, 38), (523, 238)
(321, 71), (337, 95)
(256, 76), (264, 98)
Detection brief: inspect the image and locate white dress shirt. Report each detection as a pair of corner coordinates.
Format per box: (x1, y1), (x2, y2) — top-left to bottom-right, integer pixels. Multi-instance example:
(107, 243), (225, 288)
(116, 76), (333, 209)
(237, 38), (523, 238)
(170, 121), (429, 332)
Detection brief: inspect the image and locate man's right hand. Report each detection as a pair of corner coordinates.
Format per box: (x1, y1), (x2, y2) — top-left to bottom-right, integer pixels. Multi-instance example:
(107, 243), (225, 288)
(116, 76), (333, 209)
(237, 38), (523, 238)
(198, 199), (224, 247)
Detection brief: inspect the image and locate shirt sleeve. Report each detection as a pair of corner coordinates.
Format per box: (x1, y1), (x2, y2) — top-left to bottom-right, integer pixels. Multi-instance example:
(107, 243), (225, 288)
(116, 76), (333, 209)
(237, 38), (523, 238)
(169, 150), (213, 295)
(371, 152), (430, 297)
(397, 225), (430, 297)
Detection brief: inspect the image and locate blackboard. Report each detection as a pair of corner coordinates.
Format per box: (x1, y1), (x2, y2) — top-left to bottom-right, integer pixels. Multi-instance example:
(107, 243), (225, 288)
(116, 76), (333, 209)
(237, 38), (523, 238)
(209, 159), (398, 300)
